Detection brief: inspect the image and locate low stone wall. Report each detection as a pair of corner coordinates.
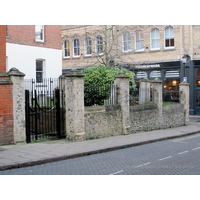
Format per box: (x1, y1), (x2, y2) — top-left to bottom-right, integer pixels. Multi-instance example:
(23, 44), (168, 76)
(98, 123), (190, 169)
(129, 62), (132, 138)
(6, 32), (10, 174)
(130, 103), (185, 133)
(84, 103), (185, 140)
(84, 106), (122, 139)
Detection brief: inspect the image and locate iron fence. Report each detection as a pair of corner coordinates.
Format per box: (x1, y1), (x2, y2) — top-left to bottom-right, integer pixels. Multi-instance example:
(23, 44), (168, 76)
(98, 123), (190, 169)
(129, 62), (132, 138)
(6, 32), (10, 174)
(84, 84), (116, 106)
(163, 91), (179, 102)
(24, 78), (66, 143)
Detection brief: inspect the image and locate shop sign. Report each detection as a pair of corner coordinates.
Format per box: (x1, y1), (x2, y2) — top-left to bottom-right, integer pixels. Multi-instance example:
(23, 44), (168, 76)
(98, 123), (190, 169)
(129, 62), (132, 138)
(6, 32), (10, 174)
(135, 64), (160, 69)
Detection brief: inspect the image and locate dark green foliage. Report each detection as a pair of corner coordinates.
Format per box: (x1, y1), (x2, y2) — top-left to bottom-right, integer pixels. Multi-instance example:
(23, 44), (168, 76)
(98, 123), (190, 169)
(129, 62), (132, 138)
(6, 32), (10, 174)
(82, 65), (135, 106)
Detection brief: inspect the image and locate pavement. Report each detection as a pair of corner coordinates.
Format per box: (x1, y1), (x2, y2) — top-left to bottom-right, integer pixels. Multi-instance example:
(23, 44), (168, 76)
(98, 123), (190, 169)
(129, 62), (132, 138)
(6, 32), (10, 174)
(1, 115), (200, 171)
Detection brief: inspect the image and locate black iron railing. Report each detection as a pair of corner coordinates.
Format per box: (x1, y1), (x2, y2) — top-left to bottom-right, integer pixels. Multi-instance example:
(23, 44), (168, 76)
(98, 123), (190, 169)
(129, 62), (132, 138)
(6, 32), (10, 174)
(84, 84), (115, 106)
(25, 78), (66, 143)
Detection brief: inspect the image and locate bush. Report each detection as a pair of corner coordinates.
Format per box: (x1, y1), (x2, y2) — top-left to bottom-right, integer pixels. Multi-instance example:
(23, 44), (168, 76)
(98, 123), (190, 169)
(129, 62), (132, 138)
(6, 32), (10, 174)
(82, 65), (135, 106)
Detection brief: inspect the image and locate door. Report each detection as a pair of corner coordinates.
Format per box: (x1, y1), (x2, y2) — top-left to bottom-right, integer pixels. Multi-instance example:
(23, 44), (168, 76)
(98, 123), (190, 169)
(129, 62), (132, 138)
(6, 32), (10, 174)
(194, 68), (200, 115)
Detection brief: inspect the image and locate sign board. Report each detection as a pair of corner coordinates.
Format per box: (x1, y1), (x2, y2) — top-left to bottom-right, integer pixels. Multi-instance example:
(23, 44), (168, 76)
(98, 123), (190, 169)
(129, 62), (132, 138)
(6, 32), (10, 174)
(183, 77), (187, 82)
(135, 64), (160, 69)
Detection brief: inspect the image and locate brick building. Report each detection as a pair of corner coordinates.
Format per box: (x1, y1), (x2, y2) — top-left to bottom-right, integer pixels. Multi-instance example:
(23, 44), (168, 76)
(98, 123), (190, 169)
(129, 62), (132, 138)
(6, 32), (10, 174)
(6, 25), (62, 81)
(61, 25), (200, 115)
(0, 25), (14, 145)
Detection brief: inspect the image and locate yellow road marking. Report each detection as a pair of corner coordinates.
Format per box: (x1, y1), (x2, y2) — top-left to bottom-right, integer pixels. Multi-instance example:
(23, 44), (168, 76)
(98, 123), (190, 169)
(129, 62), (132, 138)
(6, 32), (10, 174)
(172, 134), (200, 142)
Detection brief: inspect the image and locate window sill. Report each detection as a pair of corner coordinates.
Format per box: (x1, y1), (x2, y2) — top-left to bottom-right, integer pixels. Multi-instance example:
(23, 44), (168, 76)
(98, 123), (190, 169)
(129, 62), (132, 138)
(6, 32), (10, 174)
(163, 47), (176, 51)
(63, 57), (70, 59)
(150, 49), (161, 52)
(134, 50), (145, 53)
(35, 40), (46, 44)
(73, 56), (80, 59)
(84, 54), (92, 57)
(123, 50), (131, 53)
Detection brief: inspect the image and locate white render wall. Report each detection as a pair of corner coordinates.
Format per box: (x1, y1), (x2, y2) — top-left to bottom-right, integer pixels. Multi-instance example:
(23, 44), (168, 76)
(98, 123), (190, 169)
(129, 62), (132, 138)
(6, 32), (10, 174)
(6, 43), (62, 79)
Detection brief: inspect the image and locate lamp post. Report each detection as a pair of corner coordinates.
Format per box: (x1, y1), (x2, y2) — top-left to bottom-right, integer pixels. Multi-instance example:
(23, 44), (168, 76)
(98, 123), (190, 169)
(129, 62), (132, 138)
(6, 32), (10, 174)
(182, 54), (187, 82)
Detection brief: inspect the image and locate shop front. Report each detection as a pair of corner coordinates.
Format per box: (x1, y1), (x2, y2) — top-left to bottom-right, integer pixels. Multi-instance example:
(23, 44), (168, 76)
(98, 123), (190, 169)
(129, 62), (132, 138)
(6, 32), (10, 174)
(131, 60), (200, 115)
(132, 61), (181, 102)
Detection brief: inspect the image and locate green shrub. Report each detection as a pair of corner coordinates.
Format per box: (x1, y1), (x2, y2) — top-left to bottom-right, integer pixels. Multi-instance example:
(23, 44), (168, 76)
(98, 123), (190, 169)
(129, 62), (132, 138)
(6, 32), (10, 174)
(82, 65), (135, 106)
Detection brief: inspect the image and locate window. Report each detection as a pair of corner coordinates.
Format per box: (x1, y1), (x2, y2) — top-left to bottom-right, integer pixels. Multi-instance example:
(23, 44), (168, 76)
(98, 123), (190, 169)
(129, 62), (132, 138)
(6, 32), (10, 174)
(63, 40), (70, 58)
(151, 28), (160, 50)
(150, 70), (161, 78)
(123, 31), (131, 52)
(165, 70), (179, 78)
(35, 25), (44, 42)
(84, 37), (92, 56)
(36, 60), (44, 83)
(164, 26), (174, 48)
(136, 71), (147, 79)
(95, 35), (103, 54)
(135, 31), (144, 51)
(73, 39), (80, 57)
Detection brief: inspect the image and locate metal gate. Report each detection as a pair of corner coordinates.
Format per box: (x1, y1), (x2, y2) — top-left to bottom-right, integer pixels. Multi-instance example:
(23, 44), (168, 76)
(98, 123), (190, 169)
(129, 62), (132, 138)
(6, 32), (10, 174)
(25, 78), (66, 143)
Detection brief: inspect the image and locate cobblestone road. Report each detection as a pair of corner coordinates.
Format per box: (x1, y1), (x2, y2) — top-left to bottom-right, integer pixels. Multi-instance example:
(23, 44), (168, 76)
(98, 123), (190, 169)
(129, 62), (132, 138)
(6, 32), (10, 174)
(1, 133), (200, 175)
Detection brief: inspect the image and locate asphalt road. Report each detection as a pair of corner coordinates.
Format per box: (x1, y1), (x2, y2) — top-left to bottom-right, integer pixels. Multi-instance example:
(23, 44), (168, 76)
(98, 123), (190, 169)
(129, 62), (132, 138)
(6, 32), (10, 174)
(1, 133), (200, 175)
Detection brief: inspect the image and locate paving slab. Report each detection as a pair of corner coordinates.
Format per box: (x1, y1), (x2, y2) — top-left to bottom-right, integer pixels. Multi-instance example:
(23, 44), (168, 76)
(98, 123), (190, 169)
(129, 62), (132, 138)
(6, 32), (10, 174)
(0, 118), (200, 171)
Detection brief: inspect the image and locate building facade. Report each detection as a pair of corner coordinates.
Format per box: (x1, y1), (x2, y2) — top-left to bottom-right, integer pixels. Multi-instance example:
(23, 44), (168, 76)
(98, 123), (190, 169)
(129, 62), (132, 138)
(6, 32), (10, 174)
(6, 25), (62, 81)
(61, 25), (200, 115)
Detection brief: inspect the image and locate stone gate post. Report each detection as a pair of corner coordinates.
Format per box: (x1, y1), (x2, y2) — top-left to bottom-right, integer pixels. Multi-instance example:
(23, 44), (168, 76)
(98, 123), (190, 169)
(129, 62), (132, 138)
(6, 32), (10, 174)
(7, 67), (26, 143)
(114, 72), (130, 135)
(179, 81), (190, 125)
(152, 78), (163, 114)
(65, 70), (85, 141)
(139, 78), (150, 104)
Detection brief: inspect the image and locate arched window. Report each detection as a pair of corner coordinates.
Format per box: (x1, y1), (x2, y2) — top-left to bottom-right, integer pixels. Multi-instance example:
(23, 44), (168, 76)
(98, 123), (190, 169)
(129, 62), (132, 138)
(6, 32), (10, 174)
(84, 37), (92, 56)
(95, 35), (103, 54)
(151, 28), (160, 50)
(73, 39), (80, 57)
(135, 31), (144, 51)
(123, 31), (131, 52)
(63, 40), (70, 58)
(164, 26), (174, 48)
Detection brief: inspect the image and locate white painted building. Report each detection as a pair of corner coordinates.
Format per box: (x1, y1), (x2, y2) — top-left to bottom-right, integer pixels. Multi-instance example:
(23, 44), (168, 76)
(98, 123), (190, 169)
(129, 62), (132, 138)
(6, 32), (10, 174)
(6, 25), (62, 81)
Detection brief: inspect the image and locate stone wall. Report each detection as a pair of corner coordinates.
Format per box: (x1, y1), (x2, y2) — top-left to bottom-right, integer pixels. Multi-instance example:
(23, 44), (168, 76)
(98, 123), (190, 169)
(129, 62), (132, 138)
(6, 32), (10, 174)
(84, 106), (122, 139)
(130, 104), (185, 134)
(83, 103), (185, 139)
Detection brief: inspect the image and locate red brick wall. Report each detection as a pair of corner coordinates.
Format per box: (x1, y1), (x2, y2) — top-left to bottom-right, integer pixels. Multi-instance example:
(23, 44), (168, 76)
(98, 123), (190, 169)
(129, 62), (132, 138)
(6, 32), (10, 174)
(0, 25), (6, 73)
(0, 84), (14, 145)
(0, 25), (14, 144)
(6, 25), (61, 50)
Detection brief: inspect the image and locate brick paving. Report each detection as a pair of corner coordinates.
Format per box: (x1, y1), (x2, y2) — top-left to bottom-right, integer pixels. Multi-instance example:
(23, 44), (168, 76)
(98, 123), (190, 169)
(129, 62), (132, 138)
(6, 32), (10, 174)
(0, 116), (200, 173)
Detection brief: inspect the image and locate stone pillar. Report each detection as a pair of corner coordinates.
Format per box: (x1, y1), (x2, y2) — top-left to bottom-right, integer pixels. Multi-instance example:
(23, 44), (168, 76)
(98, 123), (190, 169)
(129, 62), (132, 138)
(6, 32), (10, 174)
(139, 78), (150, 104)
(152, 78), (163, 113)
(114, 72), (130, 135)
(179, 81), (190, 125)
(65, 70), (85, 141)
(59, 75), (65, 91)
(7, 67), (26, 143)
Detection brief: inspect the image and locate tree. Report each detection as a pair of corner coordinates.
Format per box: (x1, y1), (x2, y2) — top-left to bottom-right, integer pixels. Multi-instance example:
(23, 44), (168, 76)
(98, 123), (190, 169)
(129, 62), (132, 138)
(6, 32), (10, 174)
(84, 25), (135, 68)
(82, 65), (135, 106)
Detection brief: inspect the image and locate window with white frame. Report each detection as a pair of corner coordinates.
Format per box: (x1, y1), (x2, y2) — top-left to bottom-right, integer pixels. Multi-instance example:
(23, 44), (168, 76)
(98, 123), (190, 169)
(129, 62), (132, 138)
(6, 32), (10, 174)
(151, 28), (160, 50)
(63, 40), (70, 58)
(35, 25), (44, 42)
(73, 39), (80, 57)
(164, 26), (174, 48)
(123, 31), (131, 52)
(84, 37), (92, 56)
(135, 31), (144, 51)
(95, 35), (103, 54)
(36, 60), (44, 83)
